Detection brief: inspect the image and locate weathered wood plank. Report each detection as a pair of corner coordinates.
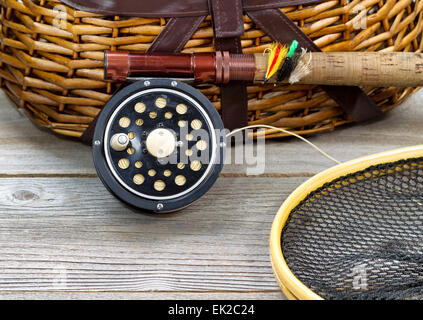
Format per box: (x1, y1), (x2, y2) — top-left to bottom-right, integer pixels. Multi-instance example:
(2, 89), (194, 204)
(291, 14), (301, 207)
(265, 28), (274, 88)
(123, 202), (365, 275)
(0, 100), (94, 175)
(0, 176), (300, 295)
(0, 90), (422, 175)
(0, 291), (285, 300)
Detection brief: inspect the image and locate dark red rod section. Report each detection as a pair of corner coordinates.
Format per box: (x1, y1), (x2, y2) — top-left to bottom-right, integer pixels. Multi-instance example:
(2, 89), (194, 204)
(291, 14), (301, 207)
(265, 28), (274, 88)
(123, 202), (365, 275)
(105, 51), (256, 84)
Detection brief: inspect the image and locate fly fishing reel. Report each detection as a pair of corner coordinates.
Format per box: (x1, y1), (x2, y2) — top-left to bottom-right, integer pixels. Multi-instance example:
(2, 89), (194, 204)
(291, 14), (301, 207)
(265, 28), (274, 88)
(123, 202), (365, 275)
(93, 79), (226, 212)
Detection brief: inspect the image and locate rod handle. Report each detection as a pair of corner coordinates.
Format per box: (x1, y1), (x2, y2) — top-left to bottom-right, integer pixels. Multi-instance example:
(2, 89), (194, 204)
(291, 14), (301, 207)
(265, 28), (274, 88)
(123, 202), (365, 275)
(254, 52), (423, 87)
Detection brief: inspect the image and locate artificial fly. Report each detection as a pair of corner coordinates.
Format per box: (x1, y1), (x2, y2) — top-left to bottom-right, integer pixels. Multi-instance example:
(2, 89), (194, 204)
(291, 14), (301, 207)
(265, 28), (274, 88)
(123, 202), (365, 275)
(277, 40), (299, 84)
(263, 40), (312, 85)
(264, 42), (289, 83)
(289, 48), (312, 84)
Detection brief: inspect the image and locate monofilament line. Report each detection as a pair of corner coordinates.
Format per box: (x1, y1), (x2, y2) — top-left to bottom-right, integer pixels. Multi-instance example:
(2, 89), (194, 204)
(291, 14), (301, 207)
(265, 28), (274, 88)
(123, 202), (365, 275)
(227, 125), (341, 165)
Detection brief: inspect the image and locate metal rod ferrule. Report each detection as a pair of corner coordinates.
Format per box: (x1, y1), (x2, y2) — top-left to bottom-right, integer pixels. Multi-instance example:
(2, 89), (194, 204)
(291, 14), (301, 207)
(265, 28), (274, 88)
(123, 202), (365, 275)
(105, 51), (256, 84)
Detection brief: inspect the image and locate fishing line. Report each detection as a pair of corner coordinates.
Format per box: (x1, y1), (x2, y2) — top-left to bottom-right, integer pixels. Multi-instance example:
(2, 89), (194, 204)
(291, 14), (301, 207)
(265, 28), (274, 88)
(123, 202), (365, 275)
(227, 125), (341, 165)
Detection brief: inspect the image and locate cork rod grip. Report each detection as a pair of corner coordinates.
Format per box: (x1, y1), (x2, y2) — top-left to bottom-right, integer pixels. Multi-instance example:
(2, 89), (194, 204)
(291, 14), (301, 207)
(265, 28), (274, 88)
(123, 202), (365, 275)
(254, 52), (423, 87)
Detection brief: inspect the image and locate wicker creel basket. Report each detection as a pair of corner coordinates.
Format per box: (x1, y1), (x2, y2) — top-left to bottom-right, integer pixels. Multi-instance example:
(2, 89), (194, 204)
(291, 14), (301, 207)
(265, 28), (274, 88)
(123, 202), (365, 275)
(0, 0), (421, 140)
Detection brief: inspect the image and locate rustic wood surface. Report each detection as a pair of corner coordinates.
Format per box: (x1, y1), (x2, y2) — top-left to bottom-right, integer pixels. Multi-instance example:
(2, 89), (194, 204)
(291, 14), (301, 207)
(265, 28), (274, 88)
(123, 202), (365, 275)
(0, 90), (422, 300)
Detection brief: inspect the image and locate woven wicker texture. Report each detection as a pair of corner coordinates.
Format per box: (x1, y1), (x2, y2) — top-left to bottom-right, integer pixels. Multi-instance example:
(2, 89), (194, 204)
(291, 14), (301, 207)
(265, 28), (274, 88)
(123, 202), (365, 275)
(0, 0), (422, 139)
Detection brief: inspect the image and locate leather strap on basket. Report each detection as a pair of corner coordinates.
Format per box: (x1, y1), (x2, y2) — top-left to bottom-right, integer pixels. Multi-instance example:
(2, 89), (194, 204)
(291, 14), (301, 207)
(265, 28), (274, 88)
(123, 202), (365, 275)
(80, 16), (206, 144)
(210, 0), (249, 131)
(148, 16), (206, 53)
(247, 8), (383, 122)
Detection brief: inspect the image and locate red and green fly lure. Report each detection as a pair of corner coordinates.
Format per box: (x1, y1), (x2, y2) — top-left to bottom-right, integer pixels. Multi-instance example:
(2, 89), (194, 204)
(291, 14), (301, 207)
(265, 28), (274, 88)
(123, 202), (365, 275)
(264, 40), (307, 84)
(264, 42), (289, 83)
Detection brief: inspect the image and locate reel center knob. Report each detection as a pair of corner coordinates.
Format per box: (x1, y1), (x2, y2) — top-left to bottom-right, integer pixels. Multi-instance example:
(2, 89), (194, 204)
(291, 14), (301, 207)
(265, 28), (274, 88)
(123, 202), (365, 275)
(110, 133), (130, 151)
(146, 128), (176, 158)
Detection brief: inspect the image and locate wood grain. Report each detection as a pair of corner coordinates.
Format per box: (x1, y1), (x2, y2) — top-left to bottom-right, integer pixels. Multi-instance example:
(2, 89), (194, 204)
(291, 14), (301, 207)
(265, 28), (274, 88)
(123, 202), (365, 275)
(0, 176), (299, 294)
(0, 291), (285, 300)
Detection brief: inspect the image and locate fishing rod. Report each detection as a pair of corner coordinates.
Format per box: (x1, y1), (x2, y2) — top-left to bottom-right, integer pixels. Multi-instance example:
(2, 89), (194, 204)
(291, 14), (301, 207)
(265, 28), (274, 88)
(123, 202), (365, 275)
(105, 45), (423, 87)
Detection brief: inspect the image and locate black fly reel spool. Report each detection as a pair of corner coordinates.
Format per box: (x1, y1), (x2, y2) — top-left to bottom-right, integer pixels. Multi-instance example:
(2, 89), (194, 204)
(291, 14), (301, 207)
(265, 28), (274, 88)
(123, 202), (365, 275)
(93, 79), (226, 212)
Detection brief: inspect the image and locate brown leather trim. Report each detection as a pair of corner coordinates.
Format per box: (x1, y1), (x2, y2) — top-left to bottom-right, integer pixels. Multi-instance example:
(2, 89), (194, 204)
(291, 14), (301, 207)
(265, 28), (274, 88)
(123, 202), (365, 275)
(210, 0), (244, 38)
(208, 0), (248, 130)
(220, 82), (249, 130)
(80, 113), (99, 145)
(60, 0), (324, 17)
(247, 8), (383, 122)
(209, 0), (248, 130)
(148, 16), (206, 53)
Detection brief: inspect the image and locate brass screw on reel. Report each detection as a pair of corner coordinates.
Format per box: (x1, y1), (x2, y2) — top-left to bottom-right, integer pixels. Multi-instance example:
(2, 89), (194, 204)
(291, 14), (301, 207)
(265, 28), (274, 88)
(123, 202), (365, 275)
(93, 79), (226, 213)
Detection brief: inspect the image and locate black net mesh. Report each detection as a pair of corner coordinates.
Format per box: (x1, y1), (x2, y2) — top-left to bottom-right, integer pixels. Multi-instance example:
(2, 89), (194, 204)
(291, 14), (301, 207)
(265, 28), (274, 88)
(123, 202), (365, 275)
(281, 157), (423, 300)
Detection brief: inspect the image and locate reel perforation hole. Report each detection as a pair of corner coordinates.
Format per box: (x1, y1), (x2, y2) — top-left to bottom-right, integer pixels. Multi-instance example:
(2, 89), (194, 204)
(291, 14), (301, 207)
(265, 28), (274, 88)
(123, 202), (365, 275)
(93, 79), (225, 212)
